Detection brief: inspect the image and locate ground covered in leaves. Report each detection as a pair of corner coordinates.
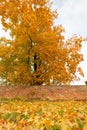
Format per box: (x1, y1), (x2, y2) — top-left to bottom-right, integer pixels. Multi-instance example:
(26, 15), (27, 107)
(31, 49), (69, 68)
(0, 99), (87, 130)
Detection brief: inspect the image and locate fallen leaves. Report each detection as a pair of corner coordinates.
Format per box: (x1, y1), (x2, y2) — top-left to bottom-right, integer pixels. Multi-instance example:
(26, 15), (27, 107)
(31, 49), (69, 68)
(0, 100), (87, 130)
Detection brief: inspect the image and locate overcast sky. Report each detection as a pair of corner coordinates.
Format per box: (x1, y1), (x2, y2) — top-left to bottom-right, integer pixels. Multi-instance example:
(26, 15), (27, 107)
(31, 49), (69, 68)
(52, 0), (87, 85)
(0, 0), (87, 85)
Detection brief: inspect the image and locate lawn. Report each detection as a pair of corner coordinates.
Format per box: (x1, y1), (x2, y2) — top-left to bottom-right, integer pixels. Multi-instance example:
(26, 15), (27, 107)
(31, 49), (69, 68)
(0, 99), (87, 130)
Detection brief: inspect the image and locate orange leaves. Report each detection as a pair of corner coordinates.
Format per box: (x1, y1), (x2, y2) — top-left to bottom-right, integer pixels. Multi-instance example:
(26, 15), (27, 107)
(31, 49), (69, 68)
(0, 100), (87, 129)
(0, 0), (84, 85)
(8, 64), (31, 85)
(77, 67), (84, 77)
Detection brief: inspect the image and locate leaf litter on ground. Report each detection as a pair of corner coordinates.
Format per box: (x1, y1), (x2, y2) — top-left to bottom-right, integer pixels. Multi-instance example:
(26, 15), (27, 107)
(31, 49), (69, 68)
(0, 100), (87, 130)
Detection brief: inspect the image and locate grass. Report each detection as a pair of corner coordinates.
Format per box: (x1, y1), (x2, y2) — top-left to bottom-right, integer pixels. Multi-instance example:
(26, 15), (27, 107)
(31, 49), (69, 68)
(0, 98), (87, 130)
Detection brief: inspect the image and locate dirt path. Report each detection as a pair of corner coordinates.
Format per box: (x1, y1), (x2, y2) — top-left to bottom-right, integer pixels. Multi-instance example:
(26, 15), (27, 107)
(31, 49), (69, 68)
(0, 85), (87, 101)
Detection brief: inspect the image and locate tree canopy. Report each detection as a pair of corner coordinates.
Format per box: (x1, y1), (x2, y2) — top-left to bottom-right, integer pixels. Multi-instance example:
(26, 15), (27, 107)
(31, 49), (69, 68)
(0, 0), (84, 86)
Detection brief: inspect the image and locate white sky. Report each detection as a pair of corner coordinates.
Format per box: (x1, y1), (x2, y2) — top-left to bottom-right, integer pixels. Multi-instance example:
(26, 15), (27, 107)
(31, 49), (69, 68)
(52, 0), (87, 85)
(0, 0), (87, 85)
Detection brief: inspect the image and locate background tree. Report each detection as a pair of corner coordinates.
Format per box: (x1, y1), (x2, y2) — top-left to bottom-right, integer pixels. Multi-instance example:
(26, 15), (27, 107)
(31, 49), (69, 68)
(0, 0), (84, 86)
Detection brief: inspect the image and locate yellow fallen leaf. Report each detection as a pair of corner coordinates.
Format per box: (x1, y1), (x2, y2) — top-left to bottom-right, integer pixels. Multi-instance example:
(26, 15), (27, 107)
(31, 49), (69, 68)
(61, 120), (71, 130)
(83, 124), (87, 130)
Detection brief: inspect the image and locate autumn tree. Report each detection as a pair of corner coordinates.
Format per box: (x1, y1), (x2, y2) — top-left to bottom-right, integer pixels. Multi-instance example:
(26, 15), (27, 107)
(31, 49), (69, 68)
(0, 0), (84, 86)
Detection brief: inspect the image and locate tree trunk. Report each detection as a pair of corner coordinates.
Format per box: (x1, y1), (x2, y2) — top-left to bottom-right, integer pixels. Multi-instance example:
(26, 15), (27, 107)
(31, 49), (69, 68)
(34, 54), (37, 72)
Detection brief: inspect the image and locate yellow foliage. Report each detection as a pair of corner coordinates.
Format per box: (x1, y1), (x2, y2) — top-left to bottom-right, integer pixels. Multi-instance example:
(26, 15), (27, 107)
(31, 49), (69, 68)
(0, 100), (87, 129)
(0, 0), (84, 85)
